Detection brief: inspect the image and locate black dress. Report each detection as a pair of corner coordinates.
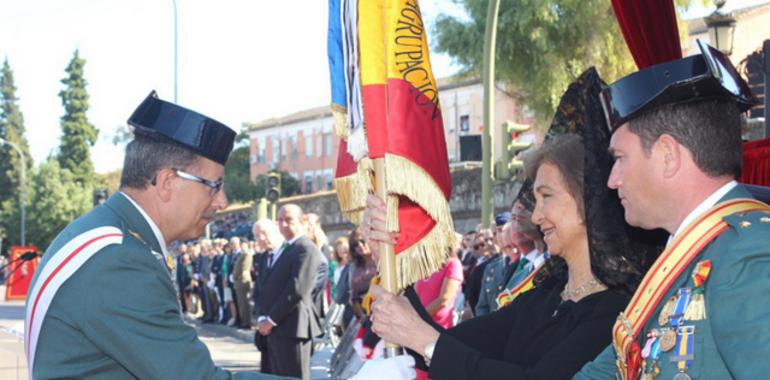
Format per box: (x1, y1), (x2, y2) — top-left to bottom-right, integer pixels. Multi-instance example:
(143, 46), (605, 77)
(426, 277), (628, 380)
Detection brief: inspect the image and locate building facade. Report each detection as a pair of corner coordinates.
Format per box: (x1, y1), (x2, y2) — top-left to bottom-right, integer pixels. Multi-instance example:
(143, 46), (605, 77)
(684, 2), (770, 119)
(246, 77), (532, 194)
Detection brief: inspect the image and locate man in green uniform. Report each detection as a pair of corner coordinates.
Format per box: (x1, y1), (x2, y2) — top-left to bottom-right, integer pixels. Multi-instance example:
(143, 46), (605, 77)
(23, 91), (296, 379)
(474, 212), (513, 316)
(574, 41), (770, 380)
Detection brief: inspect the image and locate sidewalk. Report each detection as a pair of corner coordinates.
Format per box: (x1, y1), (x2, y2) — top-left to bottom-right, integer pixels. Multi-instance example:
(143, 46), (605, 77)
(0, 301), (28, 380)
(186, 317), (334, 379)
(0, 301), (333, 379)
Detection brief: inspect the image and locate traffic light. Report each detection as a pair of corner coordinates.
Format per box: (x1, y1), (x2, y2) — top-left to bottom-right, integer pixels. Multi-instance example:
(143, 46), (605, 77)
(266, 171), (281, 203)
(501, 120), (532, 178)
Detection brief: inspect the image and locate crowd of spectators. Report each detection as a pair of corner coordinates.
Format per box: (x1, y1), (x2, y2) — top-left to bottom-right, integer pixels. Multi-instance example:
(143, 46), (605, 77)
(208, 210), (254, 240)
(168, 205), (536, 377)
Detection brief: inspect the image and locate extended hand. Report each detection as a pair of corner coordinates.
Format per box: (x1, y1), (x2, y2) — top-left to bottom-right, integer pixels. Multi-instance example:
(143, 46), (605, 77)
(350, 355), (416, 380)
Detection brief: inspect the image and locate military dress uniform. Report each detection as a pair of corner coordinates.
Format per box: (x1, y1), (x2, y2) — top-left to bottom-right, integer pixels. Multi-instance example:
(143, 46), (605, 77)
(573, 40), (770, 380)
(24, 91), (291, 380)
(575, 185), (770, 379)
(25, 193), (291, 380)
(474, 254), (511, 316)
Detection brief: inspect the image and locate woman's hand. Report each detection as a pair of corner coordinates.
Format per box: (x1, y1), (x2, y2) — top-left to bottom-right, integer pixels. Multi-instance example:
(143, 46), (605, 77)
(361, 195), (399, 251)
(369, 284), (441, 354)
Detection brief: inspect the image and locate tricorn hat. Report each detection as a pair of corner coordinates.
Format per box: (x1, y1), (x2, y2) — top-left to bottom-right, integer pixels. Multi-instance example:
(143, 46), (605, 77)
(600, 40), (758, 131)
(127, 91), (236, 165)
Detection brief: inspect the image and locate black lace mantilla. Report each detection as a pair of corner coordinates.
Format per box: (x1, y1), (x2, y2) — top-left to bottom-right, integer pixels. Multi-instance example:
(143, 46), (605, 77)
(531, 68), (666, 295)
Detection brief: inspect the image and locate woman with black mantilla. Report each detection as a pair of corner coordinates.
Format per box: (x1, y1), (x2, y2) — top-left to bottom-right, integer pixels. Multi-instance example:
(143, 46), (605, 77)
(363, 68), (665, 380)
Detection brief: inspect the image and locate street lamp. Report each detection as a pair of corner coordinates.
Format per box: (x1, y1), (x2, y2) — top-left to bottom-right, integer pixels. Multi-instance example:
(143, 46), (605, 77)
(0, 138), (26, 246)
(172, 0), (178, 103)
(704, 0), (736, 55)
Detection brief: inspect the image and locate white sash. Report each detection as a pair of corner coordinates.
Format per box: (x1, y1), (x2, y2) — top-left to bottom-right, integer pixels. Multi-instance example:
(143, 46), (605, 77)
(24, 226), (123, 378)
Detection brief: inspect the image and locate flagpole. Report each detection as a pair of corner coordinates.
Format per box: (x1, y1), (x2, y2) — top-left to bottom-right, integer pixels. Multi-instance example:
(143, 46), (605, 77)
(372, 158), (404, 357)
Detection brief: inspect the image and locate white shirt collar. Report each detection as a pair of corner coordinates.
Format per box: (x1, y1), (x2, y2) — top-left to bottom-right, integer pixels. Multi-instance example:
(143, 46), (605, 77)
(270, 233), (302, 266)
(523, 249), (545, 268)
(667, 180), (737, 245)
(120, 192), (170, 259)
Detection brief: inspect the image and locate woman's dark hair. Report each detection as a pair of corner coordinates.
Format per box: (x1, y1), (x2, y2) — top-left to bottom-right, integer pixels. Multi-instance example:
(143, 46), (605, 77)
(348, 228), (368, 267)
(525, 134), (585, 218)
(525, 135), (583, 288)
(525, 69), (664, 295)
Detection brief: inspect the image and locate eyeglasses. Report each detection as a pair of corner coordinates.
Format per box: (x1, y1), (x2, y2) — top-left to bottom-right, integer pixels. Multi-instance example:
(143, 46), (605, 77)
(173, 168), (224, 195)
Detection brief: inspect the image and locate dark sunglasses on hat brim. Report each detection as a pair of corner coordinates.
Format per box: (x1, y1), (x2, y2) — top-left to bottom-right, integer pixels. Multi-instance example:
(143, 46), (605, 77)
(600, 39), (757, 131)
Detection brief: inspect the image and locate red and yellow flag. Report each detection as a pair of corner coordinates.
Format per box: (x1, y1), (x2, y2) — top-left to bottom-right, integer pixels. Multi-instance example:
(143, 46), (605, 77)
(359, 0), (455, 290)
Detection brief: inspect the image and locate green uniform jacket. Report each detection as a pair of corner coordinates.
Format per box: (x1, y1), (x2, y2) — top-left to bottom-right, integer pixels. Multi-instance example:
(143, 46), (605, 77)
(474, 255), (507, 316)
(28, 193), (290, 380)
(574, 185), (770, 379)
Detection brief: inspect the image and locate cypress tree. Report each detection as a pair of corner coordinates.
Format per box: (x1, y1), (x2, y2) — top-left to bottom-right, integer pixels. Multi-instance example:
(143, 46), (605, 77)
(0, 58), (33, 249)
(0, 58), (32, 204)
(57, 50), (98, 186)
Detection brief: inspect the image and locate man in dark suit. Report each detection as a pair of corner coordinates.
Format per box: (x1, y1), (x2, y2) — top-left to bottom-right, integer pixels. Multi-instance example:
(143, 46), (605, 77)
(251, 220), (285, 374)
(256, 204), (321, 380)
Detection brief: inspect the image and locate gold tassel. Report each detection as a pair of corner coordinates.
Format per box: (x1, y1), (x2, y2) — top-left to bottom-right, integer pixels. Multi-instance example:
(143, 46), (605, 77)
(331, 103), (349, 139)
(684, 292), (707, 321)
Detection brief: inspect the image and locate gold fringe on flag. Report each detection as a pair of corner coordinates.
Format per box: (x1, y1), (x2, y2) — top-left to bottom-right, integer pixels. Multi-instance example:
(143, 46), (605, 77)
(384, 153), (454, 228)
(394, 217), (456, 291)
(333, 157), (373, 224)
(382, 153), (456, 289)
(331, 103), (349, 139)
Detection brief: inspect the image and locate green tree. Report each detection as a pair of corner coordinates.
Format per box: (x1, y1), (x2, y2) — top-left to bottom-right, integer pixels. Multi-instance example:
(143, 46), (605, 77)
(25, 159), (91, 251)
(433, 0), (700, 127)
(57, 50), (98, 186)
(0, 58), (32, 251)
(97, 169), (122, 195)
(224, 145), (258, 204)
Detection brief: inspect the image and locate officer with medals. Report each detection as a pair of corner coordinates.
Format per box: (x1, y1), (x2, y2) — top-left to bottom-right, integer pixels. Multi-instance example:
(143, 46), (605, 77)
(574, 40), (770, 380)
(23, 92), (415, 380)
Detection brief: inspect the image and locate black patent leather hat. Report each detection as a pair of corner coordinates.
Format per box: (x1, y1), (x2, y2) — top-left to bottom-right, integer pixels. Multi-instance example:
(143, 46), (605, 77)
(600, 40), (758, 131)
(127, 91), (236, 165)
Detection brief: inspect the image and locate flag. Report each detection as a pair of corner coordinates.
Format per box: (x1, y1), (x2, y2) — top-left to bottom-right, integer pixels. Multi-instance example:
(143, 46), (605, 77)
(330, 0), (371, 222)
(359, 0), (455, 290)
(327, 0), (347, 138)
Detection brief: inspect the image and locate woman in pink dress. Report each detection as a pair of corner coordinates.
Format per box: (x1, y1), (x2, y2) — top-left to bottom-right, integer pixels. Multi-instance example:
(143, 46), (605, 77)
(414, 250), (464, 379)
(415, 250), (464, 329)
